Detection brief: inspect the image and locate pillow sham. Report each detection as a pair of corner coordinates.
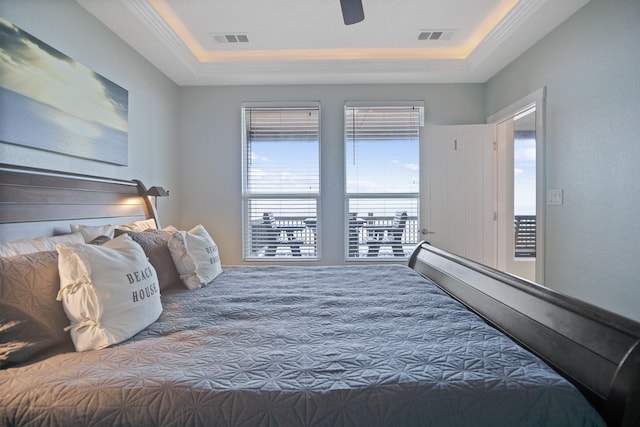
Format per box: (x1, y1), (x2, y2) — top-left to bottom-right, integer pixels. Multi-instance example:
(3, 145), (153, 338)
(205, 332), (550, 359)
(0, 232), (84, 257)
(114, 228), (180, 290)
(168, 225), (222, 289)
(0, 303), (60, 368)
(0, 251), (69, 342)
(0, 239), (41, 257)
(56, 234), (162, 352)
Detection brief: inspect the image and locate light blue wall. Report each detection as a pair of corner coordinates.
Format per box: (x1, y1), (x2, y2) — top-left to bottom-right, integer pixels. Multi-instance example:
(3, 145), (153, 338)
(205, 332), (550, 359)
(0, 0), (181, 227)
(485, 0), (640, 321)
(178, 84), (485, 266)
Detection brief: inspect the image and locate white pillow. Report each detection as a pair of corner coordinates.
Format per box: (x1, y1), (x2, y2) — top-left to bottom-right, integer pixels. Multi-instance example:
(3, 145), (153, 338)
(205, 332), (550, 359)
(69, 224), (115, 242)
(38, 233), (85, 250)
(56, 234), (163, 352)
(70, 219), (157, 242)
(0, 239), (41, 257)
(0, 233), (84, 257)
(168, 225), (222, 289)
(116, 218), (157, 233)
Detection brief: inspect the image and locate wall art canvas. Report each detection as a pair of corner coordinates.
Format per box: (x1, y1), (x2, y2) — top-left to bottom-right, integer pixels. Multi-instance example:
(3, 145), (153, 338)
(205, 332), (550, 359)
(0, 18), (128, 165)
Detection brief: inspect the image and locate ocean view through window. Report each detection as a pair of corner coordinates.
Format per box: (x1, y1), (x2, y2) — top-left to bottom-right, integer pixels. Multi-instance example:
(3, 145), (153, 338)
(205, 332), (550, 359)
(241, 103), (320, 260)
(344, 102), (423, 259)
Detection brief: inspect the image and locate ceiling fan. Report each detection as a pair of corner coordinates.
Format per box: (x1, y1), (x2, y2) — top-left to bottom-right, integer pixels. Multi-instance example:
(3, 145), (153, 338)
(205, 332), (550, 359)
(340, 0), (365, 25)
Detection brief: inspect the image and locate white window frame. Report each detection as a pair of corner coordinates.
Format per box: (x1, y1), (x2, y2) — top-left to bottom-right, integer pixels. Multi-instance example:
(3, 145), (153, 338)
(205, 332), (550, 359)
(344, 101), (424, 261)
(241, 102), (321, 261)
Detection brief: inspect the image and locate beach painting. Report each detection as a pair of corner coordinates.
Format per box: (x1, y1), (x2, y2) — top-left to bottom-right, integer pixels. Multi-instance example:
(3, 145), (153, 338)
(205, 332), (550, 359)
(0, 18), (128, 165)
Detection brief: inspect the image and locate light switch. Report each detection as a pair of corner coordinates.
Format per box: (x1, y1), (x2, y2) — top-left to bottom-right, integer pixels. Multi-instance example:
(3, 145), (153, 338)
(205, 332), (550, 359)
(547, 189), (563, 205)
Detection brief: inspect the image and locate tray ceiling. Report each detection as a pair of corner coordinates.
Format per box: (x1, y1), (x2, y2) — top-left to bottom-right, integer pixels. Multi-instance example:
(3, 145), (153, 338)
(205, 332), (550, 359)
(76, 0), (590, 86)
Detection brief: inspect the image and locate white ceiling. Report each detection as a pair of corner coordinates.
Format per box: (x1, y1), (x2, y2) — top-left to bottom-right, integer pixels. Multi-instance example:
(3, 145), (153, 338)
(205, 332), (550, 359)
(76, 0), (590, 86)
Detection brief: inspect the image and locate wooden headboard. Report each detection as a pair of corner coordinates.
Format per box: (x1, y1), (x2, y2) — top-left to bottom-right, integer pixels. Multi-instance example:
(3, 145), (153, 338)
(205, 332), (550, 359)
(0, 163), (158, 243)
(409, 242), (640, 427)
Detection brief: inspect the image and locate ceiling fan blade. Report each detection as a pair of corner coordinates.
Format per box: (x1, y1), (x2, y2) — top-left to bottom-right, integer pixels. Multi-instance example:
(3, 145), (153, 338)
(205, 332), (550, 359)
(340, 0), (364, 25)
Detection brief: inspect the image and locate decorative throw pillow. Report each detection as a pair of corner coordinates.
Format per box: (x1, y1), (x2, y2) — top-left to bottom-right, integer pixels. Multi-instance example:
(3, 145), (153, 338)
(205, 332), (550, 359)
(0, 251), (70, 344)
(167, 225), (222, 289)
(56, 234), (163, 352)
(114, 228), (180, 290)
(0, 303), (60, 368)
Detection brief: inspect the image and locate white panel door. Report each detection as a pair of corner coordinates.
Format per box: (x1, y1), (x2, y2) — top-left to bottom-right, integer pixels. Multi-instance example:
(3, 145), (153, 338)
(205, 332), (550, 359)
(421, 125), (496, 266)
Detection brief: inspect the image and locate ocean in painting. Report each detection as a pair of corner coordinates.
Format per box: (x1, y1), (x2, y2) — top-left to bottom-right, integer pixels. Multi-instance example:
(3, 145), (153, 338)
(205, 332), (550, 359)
(0, 86), (128, 165)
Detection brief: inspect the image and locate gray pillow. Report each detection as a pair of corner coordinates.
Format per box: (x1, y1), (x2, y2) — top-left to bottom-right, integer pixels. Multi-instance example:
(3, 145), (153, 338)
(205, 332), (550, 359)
(0, 303), (60, 368)
(0, 251), (71, 366)
(114, 229), (180, 290)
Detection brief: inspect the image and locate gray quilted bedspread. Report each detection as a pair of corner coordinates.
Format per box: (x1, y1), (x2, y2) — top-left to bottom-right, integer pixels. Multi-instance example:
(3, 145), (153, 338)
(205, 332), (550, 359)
(1, 265), (604, 426)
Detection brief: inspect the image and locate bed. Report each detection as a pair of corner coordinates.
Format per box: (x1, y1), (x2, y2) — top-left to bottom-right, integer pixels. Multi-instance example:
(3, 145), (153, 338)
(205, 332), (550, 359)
(1, 163), (639, 427)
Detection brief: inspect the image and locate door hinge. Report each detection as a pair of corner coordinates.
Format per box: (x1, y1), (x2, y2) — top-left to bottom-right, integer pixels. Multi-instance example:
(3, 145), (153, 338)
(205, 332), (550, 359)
(493, 141), (497, 151)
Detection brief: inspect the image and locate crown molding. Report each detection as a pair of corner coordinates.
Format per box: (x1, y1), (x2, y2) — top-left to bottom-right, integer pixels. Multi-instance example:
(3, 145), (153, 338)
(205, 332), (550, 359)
(123, 0), (200, 74)
(467, 0), (545, 71)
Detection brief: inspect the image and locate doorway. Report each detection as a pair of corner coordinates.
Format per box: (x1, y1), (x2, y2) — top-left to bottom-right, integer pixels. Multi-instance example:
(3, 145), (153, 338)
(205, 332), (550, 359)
(489, 88), (545, 283)
(420, 89), (545, 282)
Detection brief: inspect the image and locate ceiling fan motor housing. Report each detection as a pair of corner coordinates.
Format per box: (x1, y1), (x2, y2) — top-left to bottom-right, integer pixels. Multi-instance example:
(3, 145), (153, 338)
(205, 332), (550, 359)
(341, 0), (365, 25)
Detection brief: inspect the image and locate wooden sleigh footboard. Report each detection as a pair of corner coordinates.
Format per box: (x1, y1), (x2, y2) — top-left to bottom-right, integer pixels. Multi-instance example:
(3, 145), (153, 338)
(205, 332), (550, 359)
(408, 242), (640, 427)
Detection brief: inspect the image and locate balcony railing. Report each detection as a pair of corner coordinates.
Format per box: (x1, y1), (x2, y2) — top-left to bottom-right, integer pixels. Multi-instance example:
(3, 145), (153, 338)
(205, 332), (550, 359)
(250, 214), (535, 259)
(349, 214), (419, 258)
(514, 215), (536, 258)
(249, 214), (419, 258)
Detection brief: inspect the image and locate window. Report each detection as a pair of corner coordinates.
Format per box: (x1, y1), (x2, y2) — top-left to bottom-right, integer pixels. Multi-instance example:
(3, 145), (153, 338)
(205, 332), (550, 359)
(345, 102), (423, 259)
(242, 103), (320, 260)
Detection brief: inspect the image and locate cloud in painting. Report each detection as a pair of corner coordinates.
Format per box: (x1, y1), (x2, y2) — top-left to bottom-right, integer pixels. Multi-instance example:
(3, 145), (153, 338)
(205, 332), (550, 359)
(0, 18), (127, 133)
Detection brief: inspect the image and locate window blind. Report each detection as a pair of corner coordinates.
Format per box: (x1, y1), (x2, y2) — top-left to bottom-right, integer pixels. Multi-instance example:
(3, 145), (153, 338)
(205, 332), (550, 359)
(345, 103), (423, 194)
(345, 104), (423, 141)
(244, 106), (320, 194)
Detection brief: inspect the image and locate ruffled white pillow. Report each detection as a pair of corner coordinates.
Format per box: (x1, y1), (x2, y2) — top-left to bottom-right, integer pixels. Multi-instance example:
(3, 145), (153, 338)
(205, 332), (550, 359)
(70, 224), (115, 242)
(168, 225), (222, 289)
(70, 219), (157, 242)
(56, 234), (162, 352)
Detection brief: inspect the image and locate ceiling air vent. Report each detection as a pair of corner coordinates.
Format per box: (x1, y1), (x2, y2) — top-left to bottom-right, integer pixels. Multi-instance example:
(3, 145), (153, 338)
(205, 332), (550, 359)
(212, 33), (249, 43)
(418, 30), (454, 41)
